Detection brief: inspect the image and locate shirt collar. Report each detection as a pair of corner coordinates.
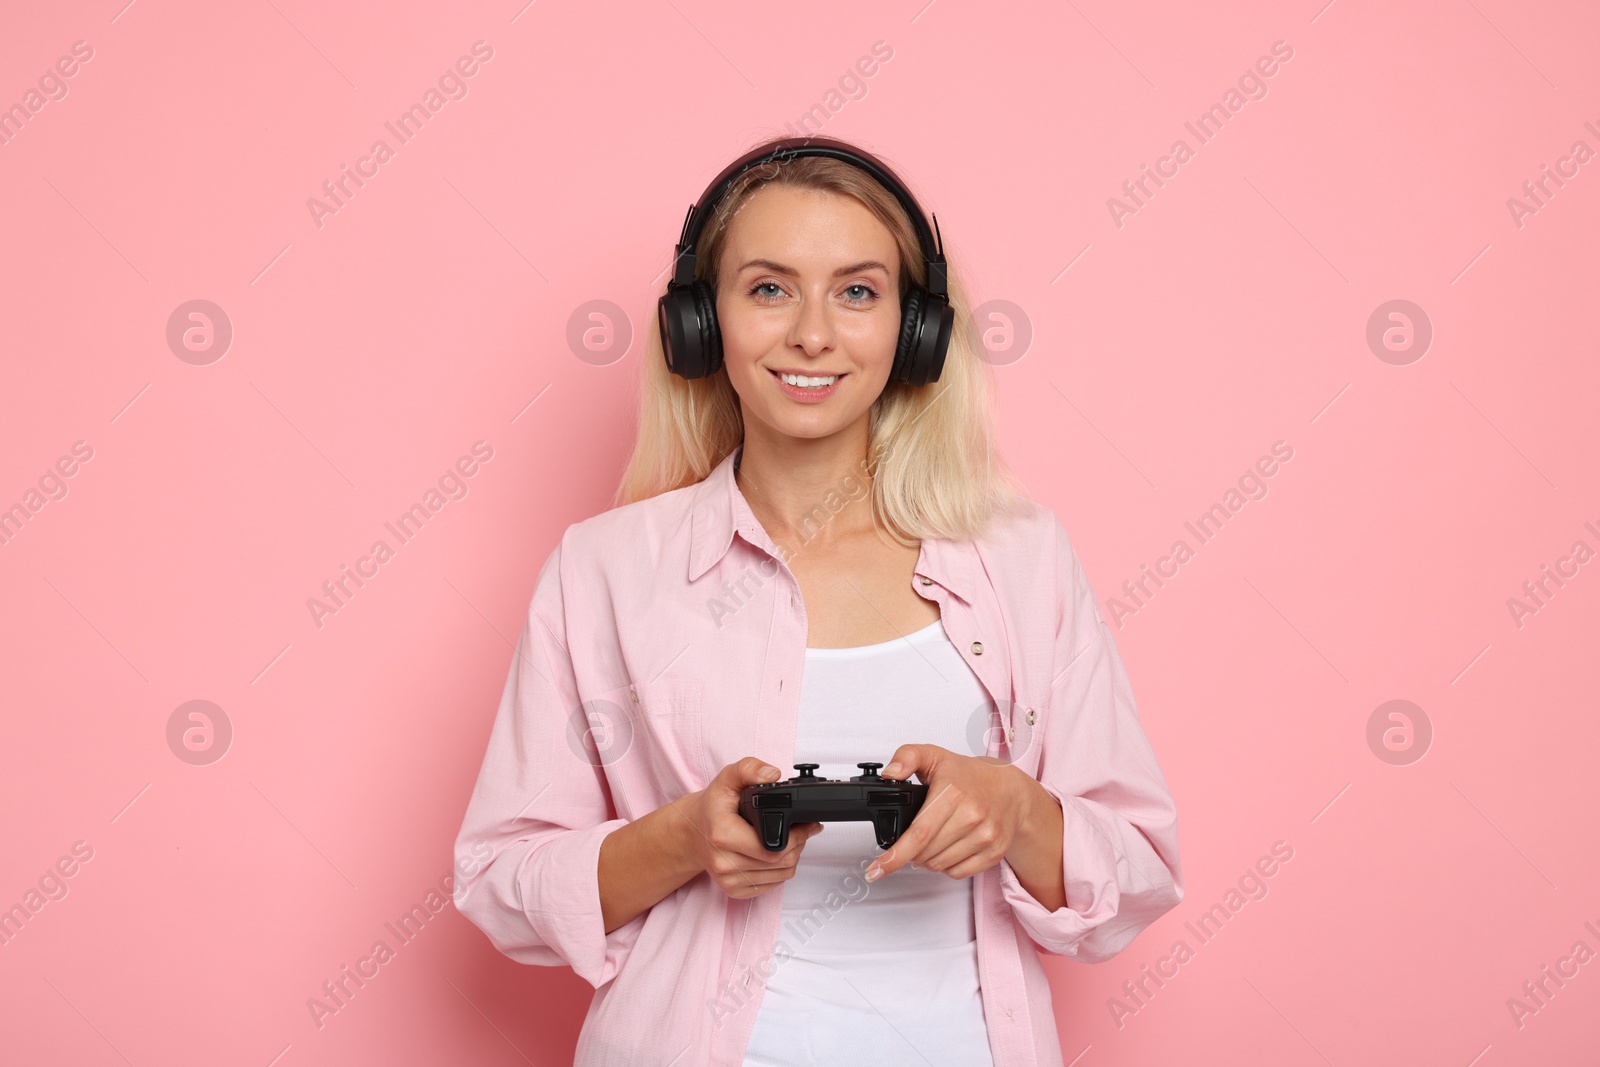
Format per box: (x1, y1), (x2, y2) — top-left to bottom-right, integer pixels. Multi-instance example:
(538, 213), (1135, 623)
(687, 443), (980, 604)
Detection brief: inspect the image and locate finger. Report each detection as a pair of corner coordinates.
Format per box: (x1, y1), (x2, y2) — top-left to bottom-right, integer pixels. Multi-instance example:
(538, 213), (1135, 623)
(748, 821), (824, 863)
(872, 756), (955, 875)
(662, 792), (753, 883)
(713, 822), (791, 864)
(671, 797), (775, 885)
(715, 812), (820, 863)
(713, 826), (822, 879)
(868, 793), (955, 880)
(720, 872), (795, 899)
(940, 847), (1007, 881)
(714, 855), (807, 880)
(772, 820), (825, 860)
(880, 743), (925, 782)
(704, 758), (784, 829)
(698, 828), (766, 890)
(728, 868), (796, 887)
(912, 820), (976, 869)
(716, 756), (783, 797)
(922, 835), (989, 875)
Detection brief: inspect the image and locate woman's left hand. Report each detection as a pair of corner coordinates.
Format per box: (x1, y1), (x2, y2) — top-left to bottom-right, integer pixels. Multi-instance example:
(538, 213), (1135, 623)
(865, 744), (1042, 883)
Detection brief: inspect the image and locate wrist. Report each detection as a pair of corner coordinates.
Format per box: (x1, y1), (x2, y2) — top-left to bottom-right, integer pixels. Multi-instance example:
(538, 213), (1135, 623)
(665, 790), (707, 881)
(1010, 767), (1043, 825)
(1006, 772), (1053, 861)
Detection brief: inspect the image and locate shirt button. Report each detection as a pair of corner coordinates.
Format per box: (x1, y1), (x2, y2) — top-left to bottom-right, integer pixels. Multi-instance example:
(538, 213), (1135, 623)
(971, 641), (984, 655)
(1006, 1008), (1014, 1019)
(919, 576), (933, 586)
(1025, 708), (1037, 725)
(629, 686), (638, 703)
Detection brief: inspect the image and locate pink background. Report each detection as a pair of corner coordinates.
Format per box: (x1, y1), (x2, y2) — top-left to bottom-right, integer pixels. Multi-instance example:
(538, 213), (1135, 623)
(3, 0), (1597, 1063)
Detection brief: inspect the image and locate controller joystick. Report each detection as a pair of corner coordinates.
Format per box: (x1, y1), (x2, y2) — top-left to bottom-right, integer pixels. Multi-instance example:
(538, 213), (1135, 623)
(738, 761), (930, 852)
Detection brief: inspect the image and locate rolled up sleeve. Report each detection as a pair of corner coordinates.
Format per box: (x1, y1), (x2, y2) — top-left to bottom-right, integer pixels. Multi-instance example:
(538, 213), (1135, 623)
(452, 535), (644, 989)
(998, 516), (1185, 963)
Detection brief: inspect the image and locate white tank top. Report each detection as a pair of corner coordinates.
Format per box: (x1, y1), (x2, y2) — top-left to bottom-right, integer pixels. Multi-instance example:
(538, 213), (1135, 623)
(740, 619), (996, 1066)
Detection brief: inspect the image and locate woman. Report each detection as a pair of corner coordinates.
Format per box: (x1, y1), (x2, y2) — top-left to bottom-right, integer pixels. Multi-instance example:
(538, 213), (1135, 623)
(453, 135), (1184, 1066)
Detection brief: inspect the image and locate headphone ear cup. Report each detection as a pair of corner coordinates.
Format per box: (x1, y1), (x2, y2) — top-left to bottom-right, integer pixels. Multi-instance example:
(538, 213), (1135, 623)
(658, 286), (698, 378)
(658, 280), (722, 379)
(692, 280), (722, 377)
(917, 294), (954, 386)
(893, 288), (925, 384)
(893, 288), (952, 387)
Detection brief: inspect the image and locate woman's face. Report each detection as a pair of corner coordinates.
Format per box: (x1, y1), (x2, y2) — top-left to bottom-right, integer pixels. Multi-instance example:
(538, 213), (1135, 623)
(715, 184), (902, 444)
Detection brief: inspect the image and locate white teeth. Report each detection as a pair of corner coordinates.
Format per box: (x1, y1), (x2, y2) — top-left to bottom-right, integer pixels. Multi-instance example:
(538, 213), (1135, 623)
(779, 373), (838, 388)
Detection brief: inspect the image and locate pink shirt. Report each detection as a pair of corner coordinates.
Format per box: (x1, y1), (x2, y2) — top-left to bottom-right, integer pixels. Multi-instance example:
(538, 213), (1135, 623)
(453, 446), (1185, 1066)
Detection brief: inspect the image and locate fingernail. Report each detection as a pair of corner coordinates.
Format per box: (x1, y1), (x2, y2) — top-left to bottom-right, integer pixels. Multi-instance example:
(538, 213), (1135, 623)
(866, 865), (883, 882)
(883, 763), (903, 778)
(760, 765), (779, 779)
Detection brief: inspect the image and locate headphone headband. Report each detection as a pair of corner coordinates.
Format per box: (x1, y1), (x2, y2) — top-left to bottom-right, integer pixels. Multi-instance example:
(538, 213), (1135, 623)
(670, 136), (947, 298)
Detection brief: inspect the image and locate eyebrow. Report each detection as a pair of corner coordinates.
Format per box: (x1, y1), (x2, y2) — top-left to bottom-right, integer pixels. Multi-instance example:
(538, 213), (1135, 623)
(735, 258), (891, 278)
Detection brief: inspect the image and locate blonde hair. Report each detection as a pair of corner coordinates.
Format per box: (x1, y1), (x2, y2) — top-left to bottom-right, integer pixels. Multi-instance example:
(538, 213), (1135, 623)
(611, 135), (1030, 545)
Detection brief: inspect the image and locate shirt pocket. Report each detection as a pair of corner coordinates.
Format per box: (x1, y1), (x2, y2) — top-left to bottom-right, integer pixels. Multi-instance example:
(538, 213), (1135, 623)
(627, 673), (711, 798)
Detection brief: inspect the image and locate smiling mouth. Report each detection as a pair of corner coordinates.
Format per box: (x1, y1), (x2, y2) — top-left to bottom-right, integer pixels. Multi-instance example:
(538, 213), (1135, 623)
(769, 369), (846, 389)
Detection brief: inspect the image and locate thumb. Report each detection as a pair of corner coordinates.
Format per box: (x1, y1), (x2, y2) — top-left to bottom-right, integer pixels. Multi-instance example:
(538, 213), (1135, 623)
(882, 745), (928, 781)
(721, 757), (783, 795)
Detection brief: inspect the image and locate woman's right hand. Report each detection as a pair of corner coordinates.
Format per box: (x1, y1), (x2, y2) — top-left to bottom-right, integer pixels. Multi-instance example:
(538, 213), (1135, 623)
(677, 757), (823, 900)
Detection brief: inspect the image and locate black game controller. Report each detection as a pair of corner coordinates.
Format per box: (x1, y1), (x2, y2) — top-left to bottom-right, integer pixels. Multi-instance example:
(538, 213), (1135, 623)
(738, 763), (929, 852)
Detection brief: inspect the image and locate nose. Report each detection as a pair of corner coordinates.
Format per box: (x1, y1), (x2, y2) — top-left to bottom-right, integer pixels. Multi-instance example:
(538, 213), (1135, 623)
(786, 289), (837, 357)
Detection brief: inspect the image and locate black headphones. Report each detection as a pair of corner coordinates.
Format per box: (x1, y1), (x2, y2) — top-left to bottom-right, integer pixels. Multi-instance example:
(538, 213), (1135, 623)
(657, 136), (953, 387)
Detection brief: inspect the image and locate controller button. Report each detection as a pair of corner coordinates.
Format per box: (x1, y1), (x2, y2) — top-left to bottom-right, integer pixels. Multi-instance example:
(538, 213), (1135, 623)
(857, 762), (883, 777)
(753, 793), (792, 808)
(868, 791), (908, 805)
(760, 813), (786, 849)
(793, 764), (820, 779)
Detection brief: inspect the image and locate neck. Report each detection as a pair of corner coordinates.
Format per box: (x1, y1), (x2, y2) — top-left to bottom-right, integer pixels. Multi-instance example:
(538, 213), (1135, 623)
(734, 428), (879, 550)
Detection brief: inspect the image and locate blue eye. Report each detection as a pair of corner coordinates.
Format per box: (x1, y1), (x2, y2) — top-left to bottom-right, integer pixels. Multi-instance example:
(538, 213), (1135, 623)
(745, 281), (879, 303)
